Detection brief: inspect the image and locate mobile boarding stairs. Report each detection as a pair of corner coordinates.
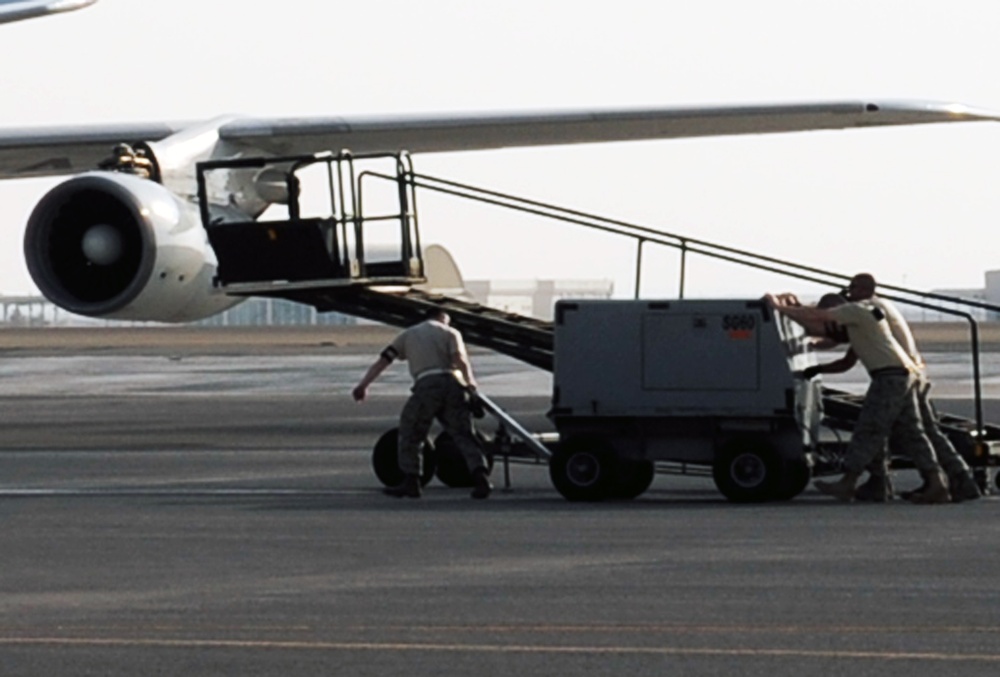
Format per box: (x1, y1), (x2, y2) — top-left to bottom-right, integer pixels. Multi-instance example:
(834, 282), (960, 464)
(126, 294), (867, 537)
(196, 150), (1000, 501)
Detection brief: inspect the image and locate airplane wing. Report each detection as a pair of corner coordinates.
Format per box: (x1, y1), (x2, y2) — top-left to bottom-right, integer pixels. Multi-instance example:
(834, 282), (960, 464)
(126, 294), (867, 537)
(0, 121), (188, 177)
(0, 100), (998, 180)
(220, 101), (1000, 156)
(0, 0), (97, 25)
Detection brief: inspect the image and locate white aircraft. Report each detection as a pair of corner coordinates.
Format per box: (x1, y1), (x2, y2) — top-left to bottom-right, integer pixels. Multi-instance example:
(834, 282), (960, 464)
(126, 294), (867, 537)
(1, 2), (998, 329)
(2, 99), (999, 323)
(0, 0), (96, 25)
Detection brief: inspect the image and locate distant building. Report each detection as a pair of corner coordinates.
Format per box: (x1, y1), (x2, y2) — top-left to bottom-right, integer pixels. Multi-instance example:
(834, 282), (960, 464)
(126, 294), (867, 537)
(194, 298), (355, 327)
(1, 280), (615, 327)
(0, 296), (58, 326)
(0, 295), (356, 328)
(921, 270), (1000, 322)
(985, 270), (1000, 307)
(465, 279), (614, 321)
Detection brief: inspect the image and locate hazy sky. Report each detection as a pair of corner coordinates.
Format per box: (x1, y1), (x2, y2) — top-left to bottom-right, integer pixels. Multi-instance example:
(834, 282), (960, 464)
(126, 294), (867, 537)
(0, 0), (999, 299)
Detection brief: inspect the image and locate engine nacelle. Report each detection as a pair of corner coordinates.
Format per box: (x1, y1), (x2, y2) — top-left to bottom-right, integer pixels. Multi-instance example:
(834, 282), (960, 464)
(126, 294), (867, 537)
(24, 172), (241, 322)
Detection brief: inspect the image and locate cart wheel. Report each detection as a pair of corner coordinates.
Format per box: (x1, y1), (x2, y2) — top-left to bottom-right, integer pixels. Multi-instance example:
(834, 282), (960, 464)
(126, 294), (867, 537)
(433, 431), (493, 488)
(609, 459), (655, 500)
(549, 436), (617, 501)
(712, 438), (780, 502)
(773, 457), (811, 500)
(371, 427), (436, 487)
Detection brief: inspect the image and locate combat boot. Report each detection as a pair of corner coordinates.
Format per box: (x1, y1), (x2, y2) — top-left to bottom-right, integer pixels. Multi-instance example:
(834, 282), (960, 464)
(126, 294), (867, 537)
(854, 474), (894, 502)
(909, 469), (951, 505)
(948, 471), (982, 503)
(384, 474), (422, 498)
(814, 471), (862, 502)
(470, 467), (493, 499)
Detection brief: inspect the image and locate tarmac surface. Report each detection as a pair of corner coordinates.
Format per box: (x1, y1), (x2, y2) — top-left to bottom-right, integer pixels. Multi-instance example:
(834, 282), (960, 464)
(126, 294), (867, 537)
(2, 326), (1000, 676)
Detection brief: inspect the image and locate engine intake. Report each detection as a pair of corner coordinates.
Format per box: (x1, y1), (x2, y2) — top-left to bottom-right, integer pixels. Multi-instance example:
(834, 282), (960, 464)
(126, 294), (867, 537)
(24, 172), (239, 322)
(25, 174), (154, 315)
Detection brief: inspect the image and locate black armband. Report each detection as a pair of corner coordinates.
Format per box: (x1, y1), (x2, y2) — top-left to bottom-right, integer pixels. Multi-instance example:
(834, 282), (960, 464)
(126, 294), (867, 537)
(380, 346), (399, 362)
(802, 365), (822, 380)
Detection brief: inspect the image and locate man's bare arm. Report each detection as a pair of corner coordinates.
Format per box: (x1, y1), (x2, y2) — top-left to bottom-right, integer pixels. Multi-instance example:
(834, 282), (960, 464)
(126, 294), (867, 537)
(450, 336), (478, 390)
(352, 355), (392, 402)
(764, 294), (836, 337)
(807, 348), (859, 377)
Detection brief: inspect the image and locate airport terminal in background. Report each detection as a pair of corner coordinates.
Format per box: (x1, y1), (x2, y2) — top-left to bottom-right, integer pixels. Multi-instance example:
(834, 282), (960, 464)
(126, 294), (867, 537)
(0, 278), (615, 327)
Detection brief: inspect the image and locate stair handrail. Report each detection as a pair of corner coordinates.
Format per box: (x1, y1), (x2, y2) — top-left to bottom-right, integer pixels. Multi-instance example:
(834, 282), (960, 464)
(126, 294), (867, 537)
(358, 169), (996, 442)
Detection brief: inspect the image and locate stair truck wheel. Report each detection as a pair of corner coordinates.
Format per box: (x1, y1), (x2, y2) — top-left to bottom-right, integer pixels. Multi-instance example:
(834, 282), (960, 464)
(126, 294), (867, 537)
(371, 427), (436, 487)
(609, 458), (656, 500)
(549, 436), (617, 502)
(773, 456), (811, 500)
(433, 431), (493, 488)
(712, 437), (781, 503)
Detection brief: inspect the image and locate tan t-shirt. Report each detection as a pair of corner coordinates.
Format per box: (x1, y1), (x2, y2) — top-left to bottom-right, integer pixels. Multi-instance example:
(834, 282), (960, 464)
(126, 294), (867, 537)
(830, 301), (918, 373)
(872, 296), (923, 368)
(388, 319), (467, 381)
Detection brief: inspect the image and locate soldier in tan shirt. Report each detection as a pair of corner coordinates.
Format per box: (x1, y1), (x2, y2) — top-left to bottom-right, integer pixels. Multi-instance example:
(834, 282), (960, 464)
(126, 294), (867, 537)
(765, 292), (950, 503)
(353, 308), (492, 499)
(834, 274), (981, 502)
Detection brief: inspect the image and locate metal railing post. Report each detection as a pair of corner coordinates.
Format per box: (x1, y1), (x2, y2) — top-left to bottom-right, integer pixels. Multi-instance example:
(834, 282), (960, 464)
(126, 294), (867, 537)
(634, 239), (645, 299)
(678, 240), (688, 299)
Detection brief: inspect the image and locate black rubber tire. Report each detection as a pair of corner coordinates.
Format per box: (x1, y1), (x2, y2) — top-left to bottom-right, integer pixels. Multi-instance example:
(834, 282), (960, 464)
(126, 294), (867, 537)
(712, 438), (781, 503)
(549, 436), (617, 502)
(433, 431), (493, 488)
(371, 427), (436, 487)
(608, 458), (655, 500)
(773, 456), (811, 501)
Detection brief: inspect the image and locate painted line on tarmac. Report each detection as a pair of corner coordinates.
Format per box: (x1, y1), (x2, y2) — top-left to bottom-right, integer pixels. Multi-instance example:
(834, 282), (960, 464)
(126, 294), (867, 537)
(346, 622), (1000, 636)
(2, 637), (1000, 663)
(0, 488), (372, 497)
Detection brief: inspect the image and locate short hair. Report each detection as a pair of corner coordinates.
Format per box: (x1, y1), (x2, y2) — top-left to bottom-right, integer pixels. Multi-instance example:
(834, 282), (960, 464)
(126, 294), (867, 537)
(424, 306), (450, 324)
(817, 293), (847, 309)
(851, 273), (876, 288)
(411, 306), (447, 327)
(845, 273), (876, 299)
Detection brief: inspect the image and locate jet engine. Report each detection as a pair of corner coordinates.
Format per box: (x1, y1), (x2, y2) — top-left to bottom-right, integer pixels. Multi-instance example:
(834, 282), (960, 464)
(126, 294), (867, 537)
(24, 172), (241, 322)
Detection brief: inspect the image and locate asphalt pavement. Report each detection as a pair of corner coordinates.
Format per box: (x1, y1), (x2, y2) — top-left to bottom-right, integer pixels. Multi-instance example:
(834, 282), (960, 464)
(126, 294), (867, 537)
(1, 342), (1000, 676)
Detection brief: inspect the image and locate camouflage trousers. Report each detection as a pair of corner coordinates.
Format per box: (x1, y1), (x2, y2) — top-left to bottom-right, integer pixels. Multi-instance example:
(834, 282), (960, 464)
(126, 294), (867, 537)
(845, 371), (939, 475)
(397, 373), (487, 477)
(869, 375), (970, 477)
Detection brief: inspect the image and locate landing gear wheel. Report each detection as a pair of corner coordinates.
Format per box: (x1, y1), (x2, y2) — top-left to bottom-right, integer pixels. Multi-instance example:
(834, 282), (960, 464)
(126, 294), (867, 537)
(609, 459), (655, 500)
(433, 431), (493, 488)
(712, 438), (780, 503)
(371, 427), (436, 488)
(549, 436), (617, 502)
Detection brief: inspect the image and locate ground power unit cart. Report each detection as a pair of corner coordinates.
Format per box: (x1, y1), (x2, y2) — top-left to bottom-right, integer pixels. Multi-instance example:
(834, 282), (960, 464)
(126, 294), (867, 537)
(546, 298), (822, 501)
